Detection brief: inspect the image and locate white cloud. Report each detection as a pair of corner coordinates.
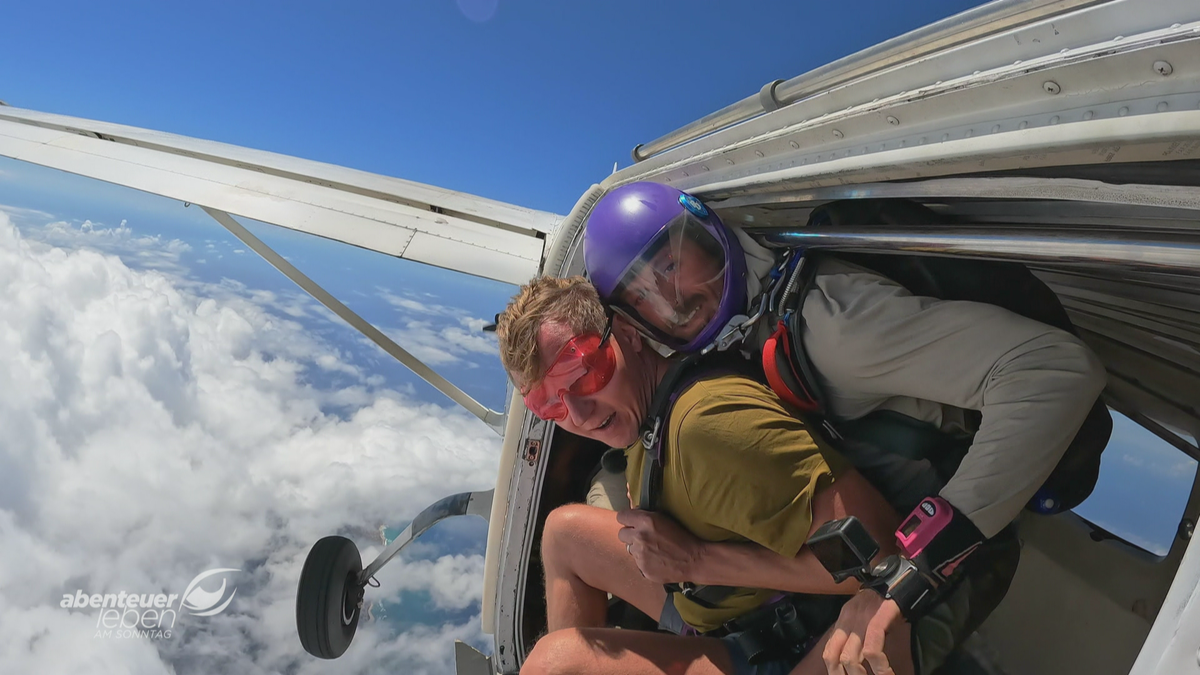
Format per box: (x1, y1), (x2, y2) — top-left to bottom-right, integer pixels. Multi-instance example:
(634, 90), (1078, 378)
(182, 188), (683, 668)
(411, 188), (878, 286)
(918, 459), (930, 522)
(206, 280), (324, 323)
(1111, 414), (1197, 483)
(373, 301), (497, 372)
(0, 211), (503, 673)
(370, 554), (487, 611)
(383, 319), (498, 367)
(0, 203), (55, 225)
(316, 619), (486, 675)
(18, 218), (192, 274)
(375, 289), (498, 366)
(378, 289), (451, 316)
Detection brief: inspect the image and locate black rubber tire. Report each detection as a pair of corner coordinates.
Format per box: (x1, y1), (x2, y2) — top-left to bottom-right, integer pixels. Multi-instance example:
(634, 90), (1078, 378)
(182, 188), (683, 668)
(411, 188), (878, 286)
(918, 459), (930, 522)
(296, 535), (364, 659)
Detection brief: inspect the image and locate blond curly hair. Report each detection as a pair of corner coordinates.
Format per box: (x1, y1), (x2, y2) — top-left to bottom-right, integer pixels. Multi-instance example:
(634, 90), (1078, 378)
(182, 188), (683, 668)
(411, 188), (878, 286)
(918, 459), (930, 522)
(495, 276), (607, 388)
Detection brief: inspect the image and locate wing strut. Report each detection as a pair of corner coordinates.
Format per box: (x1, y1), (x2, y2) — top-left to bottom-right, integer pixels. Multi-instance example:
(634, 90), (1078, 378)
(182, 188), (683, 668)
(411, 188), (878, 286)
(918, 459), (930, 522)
(202, 207), (506, 434)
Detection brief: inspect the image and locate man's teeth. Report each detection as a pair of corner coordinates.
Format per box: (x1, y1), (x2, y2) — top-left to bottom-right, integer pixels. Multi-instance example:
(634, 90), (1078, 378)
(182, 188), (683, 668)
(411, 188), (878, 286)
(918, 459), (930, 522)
(669, 306), (698, 327)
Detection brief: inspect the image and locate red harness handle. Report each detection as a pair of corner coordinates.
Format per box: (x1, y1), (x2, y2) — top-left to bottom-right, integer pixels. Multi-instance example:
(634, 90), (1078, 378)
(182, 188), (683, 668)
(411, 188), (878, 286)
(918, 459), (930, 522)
(762, 321), (819, 412)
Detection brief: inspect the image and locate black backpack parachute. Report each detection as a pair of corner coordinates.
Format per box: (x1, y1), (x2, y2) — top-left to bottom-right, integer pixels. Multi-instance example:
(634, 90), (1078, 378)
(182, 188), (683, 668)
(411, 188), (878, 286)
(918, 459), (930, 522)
(759, 199), (1113, 514)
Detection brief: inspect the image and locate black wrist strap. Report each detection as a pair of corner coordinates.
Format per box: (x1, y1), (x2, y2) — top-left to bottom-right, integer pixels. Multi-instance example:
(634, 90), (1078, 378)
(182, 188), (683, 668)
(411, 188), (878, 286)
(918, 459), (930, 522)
(861, 556), (935, 622)
(867, 499), (988, 621)
(907, 499), (986, 582)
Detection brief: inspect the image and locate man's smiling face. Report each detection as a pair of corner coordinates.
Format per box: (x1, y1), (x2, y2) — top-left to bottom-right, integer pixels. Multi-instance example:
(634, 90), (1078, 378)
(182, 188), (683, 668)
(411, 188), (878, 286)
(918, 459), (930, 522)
(618, 232), (725, 343)
(532, 319), (649, 448)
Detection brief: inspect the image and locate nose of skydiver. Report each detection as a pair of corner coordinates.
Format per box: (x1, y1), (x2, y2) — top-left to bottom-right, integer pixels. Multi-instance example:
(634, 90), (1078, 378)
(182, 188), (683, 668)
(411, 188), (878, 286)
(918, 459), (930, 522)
(561, 391), (596, 429)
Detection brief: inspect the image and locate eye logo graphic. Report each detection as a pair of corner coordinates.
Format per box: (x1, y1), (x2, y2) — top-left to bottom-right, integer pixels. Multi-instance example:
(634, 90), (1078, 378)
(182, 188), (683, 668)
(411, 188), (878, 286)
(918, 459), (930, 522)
(678, 194), (708, 218)
(180, 568), (240, 617)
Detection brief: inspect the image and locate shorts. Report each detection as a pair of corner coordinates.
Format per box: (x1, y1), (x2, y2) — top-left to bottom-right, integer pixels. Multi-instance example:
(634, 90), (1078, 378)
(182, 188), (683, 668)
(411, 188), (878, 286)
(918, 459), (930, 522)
(585, 463), (631, 511)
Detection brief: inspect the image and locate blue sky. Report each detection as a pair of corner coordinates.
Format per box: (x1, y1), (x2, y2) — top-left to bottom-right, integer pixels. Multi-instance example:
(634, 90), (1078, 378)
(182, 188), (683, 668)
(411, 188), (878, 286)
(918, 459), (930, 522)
(1, 0), (984, 214)
(1, 2), (1197, 673)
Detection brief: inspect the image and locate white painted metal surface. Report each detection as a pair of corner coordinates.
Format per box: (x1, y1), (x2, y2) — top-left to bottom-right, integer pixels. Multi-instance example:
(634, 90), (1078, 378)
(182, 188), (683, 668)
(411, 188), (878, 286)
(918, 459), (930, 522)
(480, 389), (528, 634)
(633, 0), (1110, 160)
(0, 106), (557, 285)
(716, 168), (1200, 215)
(454, 640), (494, 675)
(1131, 528), (1200, 675)
(613, 1), (1200, 197)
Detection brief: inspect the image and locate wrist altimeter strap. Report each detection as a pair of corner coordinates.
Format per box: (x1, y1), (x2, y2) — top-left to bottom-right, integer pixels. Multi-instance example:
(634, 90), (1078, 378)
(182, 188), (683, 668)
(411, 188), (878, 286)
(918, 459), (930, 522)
(897, 497), (986, 582)
(807, 500), (987, 621)
(860, 497), (987, 621)
(862, 556), (935, 621)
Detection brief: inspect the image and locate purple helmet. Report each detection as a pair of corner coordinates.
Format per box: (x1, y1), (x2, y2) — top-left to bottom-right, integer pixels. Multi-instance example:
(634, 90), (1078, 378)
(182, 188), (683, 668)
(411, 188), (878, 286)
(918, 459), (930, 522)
(584, 182), (747, 352)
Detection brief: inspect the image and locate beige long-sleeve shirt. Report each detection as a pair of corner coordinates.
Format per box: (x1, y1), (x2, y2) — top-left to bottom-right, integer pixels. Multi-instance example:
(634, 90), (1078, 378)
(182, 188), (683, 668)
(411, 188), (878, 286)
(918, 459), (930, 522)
(800, 258), (1107, 537)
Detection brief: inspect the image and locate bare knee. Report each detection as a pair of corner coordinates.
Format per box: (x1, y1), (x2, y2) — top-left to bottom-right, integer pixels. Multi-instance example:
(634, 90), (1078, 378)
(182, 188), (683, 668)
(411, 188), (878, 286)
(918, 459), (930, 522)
(541, 504), (606, 572)
(522, 629), (593, 675)
(543, 504), (596, 542)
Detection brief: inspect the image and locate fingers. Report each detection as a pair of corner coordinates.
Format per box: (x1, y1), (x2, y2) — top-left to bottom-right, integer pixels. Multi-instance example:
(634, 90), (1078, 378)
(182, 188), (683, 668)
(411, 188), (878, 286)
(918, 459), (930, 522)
(862, 601), (900, 675)
(823, 630), (872, 675)
(823, 628), (849, 675)
(862, 607), (888, 656)
(825, 593), (899, 675)
(615, 509), (649, 527)
(863, 651), (895, 675)
(862, 631), (888, 672)
(616, 527), (642, 561)
(862, 613), (891, 675)
(616, 526), (634, 546)
(840, 631), (868, 675)
(862, 632), (894, 675)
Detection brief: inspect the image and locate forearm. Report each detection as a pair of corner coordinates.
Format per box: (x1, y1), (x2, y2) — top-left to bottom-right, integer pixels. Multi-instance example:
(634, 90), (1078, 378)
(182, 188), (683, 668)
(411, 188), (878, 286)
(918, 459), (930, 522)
(689, 472), (901, 594)
(941, 334), (1106, 536)
(689, 540), (858, 594)
(805, 261), (1107, 538)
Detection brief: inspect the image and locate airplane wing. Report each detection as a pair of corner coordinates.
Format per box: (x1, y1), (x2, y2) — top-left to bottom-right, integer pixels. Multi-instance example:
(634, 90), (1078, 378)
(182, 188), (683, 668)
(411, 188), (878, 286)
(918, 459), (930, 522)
(0, 105), (558, 286)
(0, 103), (566, 430)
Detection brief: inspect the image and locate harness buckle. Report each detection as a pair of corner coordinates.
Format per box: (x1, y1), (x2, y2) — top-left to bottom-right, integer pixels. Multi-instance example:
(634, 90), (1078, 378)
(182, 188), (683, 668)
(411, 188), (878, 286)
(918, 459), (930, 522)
(703, 314), (751, 355)
(772, 603), (807, 645)
(640, 417), (662, 454)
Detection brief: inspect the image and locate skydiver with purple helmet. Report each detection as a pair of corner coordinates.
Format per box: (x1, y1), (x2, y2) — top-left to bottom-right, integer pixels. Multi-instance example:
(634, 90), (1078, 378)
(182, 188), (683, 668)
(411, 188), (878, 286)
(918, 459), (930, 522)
(578, 181), (1107, 675)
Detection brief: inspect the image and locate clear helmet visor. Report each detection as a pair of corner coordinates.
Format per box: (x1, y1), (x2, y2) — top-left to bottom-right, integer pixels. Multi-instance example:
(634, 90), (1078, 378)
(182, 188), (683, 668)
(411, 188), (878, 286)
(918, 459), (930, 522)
(612, 212), (728, 348)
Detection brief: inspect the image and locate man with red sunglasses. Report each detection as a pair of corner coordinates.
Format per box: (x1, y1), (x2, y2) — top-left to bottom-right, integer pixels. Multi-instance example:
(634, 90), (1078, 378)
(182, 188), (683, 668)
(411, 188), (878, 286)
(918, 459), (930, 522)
(521, 323), (616, 424)
(496, 276), (910, 675)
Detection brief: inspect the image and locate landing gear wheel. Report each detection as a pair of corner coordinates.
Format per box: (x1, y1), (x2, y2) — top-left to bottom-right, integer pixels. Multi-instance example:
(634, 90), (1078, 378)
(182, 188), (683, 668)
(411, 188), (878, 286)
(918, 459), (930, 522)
(297, 535), (365, 659)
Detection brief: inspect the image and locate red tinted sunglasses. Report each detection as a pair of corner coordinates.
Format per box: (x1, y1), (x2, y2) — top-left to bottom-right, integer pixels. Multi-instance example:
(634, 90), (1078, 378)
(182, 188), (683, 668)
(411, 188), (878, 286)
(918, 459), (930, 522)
(522, 324), (616, 422)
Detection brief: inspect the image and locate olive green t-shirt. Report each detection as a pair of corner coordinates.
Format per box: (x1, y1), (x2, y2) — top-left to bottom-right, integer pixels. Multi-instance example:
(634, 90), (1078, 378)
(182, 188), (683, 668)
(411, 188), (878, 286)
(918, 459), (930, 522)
(625, 373), (849, 633)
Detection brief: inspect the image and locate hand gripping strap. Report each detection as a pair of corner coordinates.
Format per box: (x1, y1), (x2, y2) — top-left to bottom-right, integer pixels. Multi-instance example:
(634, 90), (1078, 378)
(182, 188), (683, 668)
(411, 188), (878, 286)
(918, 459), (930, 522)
(639, 357), (742, 609)
(897, 497), (986, 581)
